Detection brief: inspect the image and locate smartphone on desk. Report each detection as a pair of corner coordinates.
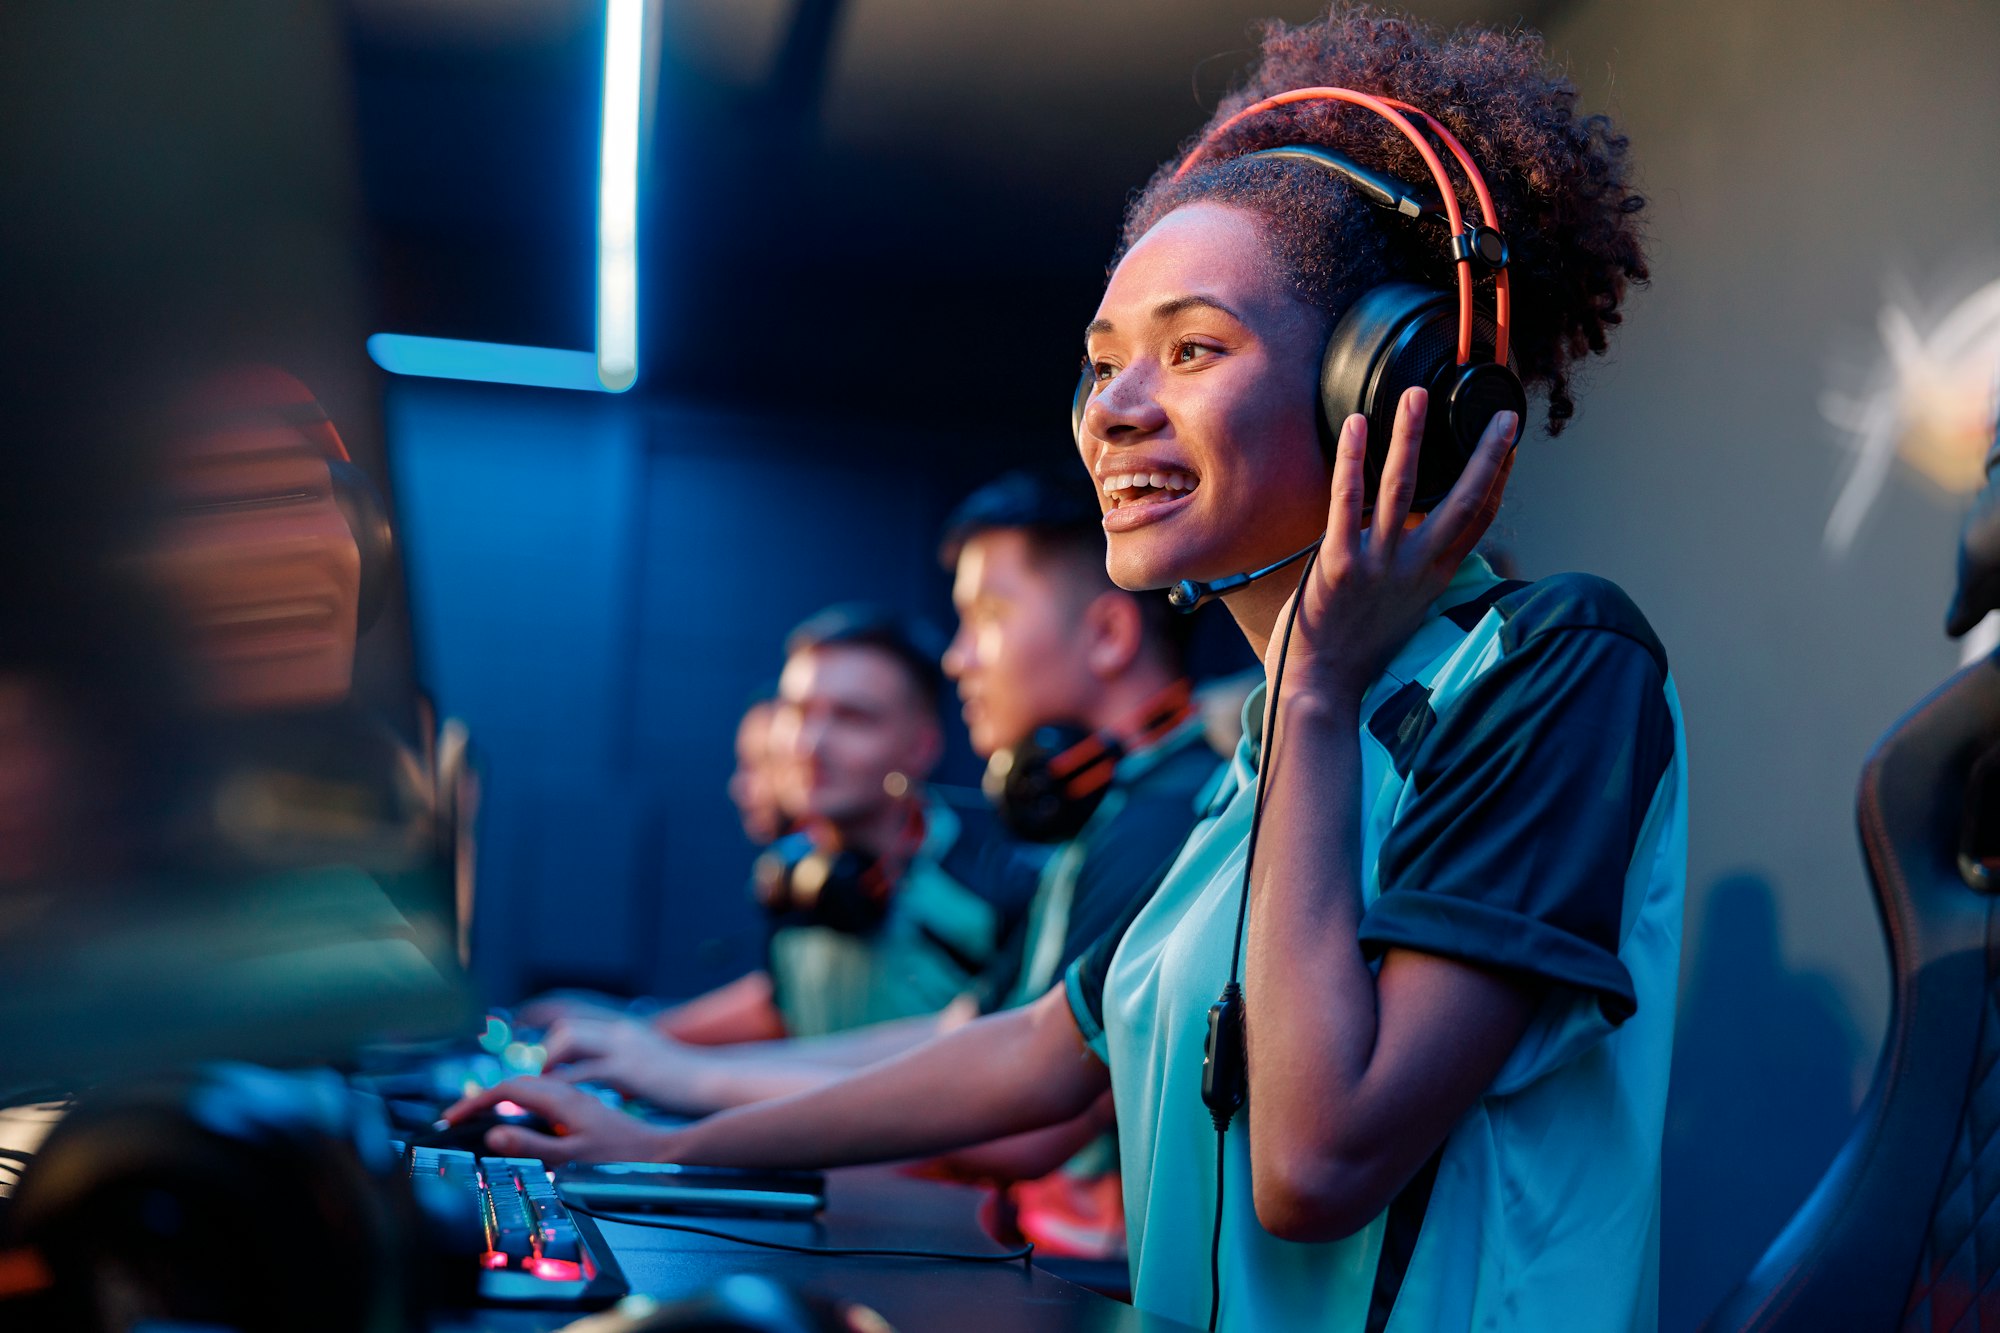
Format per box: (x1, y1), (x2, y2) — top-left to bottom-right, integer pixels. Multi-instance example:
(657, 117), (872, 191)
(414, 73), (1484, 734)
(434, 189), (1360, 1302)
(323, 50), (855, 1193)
(556, 1161), (827, 1218)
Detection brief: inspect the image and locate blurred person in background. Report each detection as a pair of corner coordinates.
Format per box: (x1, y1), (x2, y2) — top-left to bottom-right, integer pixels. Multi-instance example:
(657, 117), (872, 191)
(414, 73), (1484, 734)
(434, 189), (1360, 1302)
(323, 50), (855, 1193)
(726, 694), (791, 847)
(536, 604), (1030, 1046)
(513, 473), (1222, 1259)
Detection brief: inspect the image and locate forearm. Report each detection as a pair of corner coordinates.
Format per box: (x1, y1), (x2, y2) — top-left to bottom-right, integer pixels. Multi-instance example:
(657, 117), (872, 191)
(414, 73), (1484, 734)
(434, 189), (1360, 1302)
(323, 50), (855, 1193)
(704, 1012), (944, 1069)
(662, 1013), (947, 1114)
(654, 971), (786, 1045)
(661, 991), (1107, 1171)
(921, 1090), (1116, 1184)
(1246, 687), (1379, 1106)
(1245, 686), (1538, 1239)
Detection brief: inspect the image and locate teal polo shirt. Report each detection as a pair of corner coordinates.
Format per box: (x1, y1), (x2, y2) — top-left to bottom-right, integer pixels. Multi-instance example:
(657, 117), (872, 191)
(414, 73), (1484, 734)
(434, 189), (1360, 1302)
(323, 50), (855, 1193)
(1064, 555), (1687, 1332)
(767, 799), (1028, 1039)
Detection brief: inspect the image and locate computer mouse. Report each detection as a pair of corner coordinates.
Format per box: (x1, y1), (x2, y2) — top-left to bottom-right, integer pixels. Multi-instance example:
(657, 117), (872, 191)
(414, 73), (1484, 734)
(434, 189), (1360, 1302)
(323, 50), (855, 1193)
(415, 1105), (557, 1154)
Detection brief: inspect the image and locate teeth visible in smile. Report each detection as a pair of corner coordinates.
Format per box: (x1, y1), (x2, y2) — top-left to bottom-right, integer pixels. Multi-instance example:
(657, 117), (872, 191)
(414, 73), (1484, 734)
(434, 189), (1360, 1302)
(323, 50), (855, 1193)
(1100, 471), (1198, 504)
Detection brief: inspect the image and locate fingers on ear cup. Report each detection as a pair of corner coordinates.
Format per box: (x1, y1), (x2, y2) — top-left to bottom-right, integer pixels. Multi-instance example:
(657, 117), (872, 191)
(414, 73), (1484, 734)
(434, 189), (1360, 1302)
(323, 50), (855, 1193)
(1318, 282), (1521, 511)
(1439, 361), (1528, 456)
(328, 460), (396, 635)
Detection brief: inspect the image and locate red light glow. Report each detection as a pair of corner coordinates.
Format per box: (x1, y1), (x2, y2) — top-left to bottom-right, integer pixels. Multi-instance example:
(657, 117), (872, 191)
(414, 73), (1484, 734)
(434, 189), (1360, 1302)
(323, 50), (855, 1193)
(495, 1100), (527, 1117)
(479, 1250), (511, 1270)
(528, 1257), (583, 1282)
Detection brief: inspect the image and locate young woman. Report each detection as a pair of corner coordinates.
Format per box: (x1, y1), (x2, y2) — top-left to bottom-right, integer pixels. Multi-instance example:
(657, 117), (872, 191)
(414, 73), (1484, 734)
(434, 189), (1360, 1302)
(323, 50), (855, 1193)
(450, 8), (1677, 1330)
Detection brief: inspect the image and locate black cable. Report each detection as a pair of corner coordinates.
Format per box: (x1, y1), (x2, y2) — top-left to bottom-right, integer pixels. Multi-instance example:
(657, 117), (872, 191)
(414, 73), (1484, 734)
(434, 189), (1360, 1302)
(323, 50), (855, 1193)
(1208, 548), (1320, 1333)
(1207, 1126), (1227, 1332)
(1228, 547), (1319, 985)
(0, 1149), (35, 1164)
(558, 1194), (1036, 1267)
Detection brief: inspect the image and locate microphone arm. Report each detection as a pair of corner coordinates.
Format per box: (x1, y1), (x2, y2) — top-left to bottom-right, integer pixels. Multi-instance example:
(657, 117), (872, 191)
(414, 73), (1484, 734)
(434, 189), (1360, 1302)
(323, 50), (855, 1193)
(1166, 538), (1325, 612)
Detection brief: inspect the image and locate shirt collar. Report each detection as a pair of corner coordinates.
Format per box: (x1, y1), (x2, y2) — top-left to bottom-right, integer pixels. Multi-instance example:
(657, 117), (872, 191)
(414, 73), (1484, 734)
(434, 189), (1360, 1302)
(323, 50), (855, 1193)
(1229, 553), (1501, 779)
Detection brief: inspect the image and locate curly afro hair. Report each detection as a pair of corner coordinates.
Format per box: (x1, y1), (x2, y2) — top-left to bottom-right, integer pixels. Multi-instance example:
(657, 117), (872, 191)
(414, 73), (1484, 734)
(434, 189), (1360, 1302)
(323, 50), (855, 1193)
(1118, 3), (1647, 435)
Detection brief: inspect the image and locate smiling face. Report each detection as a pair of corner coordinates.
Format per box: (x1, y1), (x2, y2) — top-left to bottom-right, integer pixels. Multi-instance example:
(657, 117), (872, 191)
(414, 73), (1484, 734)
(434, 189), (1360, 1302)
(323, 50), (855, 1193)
(1079, 202), (1333, 593)
(770, 644), (939, 828)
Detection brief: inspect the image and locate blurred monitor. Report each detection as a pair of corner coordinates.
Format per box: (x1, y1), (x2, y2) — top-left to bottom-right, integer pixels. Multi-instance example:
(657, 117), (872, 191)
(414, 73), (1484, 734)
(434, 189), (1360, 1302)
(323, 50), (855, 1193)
(0, 1), (473, 1096)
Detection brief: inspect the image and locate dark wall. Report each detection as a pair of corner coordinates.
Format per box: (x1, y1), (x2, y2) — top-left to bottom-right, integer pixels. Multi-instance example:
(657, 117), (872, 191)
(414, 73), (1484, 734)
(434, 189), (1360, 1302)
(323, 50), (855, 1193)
(1528, 1), (2000, 1326)
(389, 382), (1038, 1002)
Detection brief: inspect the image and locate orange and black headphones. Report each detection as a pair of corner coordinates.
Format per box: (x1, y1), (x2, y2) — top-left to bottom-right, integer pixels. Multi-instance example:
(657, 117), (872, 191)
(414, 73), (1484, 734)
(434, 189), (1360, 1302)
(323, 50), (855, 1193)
(982, 679), (1195, 844)
(752, 804), (928, 936)
(1071, 87), (1525, 557)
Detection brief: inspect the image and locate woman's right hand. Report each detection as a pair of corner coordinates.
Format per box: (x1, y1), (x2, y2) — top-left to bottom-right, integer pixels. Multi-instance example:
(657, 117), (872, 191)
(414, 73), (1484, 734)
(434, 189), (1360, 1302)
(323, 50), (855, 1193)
(1268, 388), (1516, 701)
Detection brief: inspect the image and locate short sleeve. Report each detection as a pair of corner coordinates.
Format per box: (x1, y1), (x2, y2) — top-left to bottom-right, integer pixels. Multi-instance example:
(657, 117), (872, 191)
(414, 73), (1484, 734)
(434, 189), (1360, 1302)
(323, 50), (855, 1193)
(964, 914), (1030, 1015)
(1061, 764), (1212, 968)
(1358, 576), (1675, 1024)
(1063, 873), (1157, 1062)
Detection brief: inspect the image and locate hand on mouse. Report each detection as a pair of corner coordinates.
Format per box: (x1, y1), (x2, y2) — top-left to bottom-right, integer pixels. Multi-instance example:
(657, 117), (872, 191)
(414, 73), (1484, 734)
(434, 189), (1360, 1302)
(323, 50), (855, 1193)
(441, 1077), (673, 1165)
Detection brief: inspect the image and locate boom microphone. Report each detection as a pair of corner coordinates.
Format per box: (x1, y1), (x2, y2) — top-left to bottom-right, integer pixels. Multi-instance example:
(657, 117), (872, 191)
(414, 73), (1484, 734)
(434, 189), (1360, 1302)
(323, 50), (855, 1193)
(1166, 539), (1325, 612)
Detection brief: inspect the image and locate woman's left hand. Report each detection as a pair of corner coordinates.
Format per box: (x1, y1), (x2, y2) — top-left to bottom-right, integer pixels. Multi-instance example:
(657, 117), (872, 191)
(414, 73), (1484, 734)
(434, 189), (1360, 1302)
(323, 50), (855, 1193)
(1268, 388), (1517, 699)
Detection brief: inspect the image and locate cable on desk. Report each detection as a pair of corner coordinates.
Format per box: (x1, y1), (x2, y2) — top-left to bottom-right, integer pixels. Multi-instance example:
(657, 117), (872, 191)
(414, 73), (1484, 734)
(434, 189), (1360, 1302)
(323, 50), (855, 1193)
(558, 1194), (1036, 1268)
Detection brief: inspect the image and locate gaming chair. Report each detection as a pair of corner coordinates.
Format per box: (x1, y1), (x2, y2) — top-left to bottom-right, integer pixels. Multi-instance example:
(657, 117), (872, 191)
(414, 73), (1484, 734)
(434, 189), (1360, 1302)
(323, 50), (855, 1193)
(1704, 652), (2000, 1331)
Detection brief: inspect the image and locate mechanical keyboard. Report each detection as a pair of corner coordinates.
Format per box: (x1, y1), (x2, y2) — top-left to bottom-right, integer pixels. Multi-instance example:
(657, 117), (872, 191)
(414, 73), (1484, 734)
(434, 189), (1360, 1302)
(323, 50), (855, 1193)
(400, 1144), (627, 1307)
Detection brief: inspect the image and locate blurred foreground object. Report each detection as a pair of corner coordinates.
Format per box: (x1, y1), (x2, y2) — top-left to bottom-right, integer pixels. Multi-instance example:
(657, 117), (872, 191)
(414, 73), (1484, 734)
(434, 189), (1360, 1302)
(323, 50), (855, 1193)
(1946, 421), (2000, 638)
(1703, 652), (2000, 1329)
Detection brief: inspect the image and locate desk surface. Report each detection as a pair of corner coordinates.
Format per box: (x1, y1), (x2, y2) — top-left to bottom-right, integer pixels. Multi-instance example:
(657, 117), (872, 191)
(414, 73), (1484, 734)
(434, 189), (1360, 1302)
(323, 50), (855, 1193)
(440, 1165), (1196, 1333)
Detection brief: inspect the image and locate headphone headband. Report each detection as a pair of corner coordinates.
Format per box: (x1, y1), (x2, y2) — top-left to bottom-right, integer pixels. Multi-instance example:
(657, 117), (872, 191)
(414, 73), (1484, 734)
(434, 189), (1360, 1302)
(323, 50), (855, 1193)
(1171, 86), (1512, 367)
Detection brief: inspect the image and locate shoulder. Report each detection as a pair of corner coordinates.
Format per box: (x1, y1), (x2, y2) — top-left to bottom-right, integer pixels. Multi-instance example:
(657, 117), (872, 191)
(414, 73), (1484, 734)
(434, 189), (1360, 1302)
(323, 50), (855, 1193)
(930, 793), (1043, 914)
(1491, 573), (1668, 677)
(1124, 728), (1226, 803)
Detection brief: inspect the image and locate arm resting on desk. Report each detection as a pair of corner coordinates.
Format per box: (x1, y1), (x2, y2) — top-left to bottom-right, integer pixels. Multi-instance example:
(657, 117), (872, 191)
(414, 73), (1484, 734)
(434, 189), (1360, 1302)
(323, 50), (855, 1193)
(666, 988), (1108, 1170)
(454, 988), (1106, 1169)
(652, 971), (788, 1045)
(545, 1008), (971, 1115)
(916, 1089), (1117, 1186)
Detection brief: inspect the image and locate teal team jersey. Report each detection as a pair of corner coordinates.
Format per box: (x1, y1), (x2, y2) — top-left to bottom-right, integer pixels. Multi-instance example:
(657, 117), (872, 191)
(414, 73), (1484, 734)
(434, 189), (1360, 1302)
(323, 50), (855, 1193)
(767, 799), (1026, 1039)
(1065, 555), (1688, 1332)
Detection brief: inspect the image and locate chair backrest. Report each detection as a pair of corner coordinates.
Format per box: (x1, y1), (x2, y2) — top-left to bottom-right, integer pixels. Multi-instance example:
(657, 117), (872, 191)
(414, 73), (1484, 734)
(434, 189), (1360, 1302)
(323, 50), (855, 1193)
(1704, 654), (2000, 1333)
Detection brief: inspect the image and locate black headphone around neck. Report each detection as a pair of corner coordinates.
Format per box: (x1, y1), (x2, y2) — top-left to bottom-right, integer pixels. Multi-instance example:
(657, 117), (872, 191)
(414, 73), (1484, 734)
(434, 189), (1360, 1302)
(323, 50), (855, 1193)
(752, 807), (927, 936)
(982, 680), (1195, 844)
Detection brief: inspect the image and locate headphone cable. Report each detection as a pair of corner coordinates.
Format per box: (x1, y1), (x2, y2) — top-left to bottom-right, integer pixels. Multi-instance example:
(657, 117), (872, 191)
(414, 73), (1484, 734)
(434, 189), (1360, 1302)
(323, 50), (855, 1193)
(1207, 548), (1319, 1333)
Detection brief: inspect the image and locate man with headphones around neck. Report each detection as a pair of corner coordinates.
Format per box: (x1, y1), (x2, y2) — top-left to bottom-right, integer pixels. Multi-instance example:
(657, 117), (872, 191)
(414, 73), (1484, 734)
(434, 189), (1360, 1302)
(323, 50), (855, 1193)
(530, 479), (1217, 1186)
(604, 604), (1032, 1047)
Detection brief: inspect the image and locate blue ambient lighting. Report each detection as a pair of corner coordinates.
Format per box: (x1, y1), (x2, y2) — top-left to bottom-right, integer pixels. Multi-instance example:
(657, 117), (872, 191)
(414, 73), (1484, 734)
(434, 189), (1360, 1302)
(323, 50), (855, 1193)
(369, 0), (644, 394)
(366, 335), (605, 392)
(596, 0), (644, 392)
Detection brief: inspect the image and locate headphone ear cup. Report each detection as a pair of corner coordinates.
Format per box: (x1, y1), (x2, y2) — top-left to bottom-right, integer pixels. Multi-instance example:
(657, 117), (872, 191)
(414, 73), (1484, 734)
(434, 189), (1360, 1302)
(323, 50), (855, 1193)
(985, 724), (1118, 844)
(1319, 282), (1516, 512)
(327, 459), (395, 635)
